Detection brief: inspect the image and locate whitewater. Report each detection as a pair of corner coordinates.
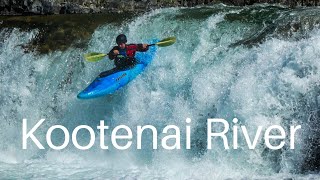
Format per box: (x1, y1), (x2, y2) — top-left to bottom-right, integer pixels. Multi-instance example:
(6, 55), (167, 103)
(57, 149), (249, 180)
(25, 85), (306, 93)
(0, 4), (320, 179)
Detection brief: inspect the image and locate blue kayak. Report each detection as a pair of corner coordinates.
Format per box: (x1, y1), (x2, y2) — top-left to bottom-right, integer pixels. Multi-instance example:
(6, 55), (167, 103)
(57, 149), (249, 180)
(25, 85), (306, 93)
(77, 39), (158, 99)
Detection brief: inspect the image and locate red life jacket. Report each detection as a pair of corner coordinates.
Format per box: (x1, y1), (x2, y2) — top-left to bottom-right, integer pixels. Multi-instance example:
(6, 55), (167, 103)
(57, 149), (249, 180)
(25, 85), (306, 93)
(125, 44), (139, 58)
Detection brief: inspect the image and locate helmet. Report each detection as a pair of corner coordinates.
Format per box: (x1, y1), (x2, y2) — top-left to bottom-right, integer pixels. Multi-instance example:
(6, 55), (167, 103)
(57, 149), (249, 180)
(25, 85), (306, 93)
(116, 34), (127, 45)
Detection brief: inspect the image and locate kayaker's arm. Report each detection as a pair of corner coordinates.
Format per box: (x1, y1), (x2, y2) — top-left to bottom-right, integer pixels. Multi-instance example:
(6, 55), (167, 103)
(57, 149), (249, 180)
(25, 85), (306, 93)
(136, 44), (149, 52)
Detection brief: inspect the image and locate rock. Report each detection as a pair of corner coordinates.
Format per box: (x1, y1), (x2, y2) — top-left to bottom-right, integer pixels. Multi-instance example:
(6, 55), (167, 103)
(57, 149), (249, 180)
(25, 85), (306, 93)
(1, 0), (319, 15)
(42, 1), (55, 14)
(30, 0), (43, 14)
(0, 0), (9, 7)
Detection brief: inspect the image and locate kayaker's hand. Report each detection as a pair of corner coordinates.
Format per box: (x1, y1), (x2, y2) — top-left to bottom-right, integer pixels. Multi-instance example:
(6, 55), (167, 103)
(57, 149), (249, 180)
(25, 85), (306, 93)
(113, 50), (119, 55)
(142, 44), (148, 49)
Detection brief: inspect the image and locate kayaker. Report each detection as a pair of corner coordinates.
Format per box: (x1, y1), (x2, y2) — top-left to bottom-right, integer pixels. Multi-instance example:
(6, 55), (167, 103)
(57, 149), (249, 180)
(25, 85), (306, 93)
(108, 34), (149, 70)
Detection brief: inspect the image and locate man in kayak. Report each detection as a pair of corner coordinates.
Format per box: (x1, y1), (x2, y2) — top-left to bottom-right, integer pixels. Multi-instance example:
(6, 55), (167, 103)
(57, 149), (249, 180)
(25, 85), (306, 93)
(99, 34), (149, 77)
(110, 34), (149, 69)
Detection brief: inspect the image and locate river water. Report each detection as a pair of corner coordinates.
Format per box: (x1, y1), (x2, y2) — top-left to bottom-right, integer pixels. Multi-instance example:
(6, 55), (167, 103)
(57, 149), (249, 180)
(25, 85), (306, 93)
(0, 4), (320, 179)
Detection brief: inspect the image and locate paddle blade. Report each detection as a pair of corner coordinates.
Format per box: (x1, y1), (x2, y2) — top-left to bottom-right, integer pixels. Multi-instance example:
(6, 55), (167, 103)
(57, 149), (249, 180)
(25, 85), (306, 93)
(84, 52), (107, 62)
(156, 37), (176, 47)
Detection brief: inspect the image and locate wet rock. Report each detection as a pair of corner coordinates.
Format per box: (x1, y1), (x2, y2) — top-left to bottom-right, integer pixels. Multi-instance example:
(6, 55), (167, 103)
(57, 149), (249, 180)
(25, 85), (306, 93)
(30, 0), (43, 14)
(1, 0), (320, 15)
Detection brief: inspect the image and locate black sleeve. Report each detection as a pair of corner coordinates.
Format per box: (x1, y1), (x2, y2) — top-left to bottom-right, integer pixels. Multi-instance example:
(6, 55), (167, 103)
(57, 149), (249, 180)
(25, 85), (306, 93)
(137, 44), (149, 52)
(108, 46), (118, 60)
